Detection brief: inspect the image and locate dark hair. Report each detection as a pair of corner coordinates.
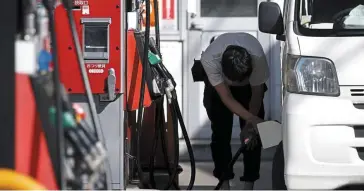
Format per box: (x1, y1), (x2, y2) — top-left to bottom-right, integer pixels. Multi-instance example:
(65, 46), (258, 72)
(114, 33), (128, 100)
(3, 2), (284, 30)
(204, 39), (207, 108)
(221, 45), (253, 82)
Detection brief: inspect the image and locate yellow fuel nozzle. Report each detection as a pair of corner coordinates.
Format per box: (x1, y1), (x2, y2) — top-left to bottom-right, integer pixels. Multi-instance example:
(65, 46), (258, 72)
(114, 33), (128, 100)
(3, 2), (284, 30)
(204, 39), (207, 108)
(73, 103), (86, 123)
(0, 169), (47, 190)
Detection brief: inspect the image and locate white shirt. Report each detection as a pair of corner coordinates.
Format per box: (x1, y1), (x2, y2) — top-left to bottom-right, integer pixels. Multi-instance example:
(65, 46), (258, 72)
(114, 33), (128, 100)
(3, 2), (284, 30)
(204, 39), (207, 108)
(201, 32), (269, 87)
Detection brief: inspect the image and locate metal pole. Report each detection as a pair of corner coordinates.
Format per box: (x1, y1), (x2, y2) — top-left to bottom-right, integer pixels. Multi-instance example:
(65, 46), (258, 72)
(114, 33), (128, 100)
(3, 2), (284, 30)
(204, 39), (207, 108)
(0, 0), (17, 169)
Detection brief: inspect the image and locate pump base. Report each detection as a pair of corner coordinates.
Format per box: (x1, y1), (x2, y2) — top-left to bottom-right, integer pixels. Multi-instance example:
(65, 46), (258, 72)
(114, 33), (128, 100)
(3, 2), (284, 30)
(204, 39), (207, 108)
(129, 165), (183, 189)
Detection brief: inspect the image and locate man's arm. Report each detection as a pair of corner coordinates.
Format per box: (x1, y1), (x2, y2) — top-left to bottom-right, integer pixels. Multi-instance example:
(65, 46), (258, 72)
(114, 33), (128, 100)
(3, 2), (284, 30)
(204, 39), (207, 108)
(249, 84), (265, 115)
(214, 82), (255, 121)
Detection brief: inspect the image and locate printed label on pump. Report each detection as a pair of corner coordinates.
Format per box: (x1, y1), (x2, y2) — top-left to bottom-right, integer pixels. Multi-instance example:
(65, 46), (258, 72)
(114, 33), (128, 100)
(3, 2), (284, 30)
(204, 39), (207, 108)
(87, 64), (106, 69)
(86, 64), (106, 73)
(73, 0), (88, 6)
(88, 69), (104, 74)
(82, 5), (90, 15)
(96, 64), (106, 68)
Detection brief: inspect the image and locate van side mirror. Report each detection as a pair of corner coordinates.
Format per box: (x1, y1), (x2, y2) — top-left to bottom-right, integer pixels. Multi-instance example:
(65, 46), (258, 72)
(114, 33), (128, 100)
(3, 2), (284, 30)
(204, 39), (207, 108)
(258, 2), (284, 37)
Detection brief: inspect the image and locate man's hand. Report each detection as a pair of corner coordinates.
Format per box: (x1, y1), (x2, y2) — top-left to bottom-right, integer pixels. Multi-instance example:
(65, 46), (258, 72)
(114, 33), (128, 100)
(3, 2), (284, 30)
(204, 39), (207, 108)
(240, 116), (264, 150)
(247, 116), (265, 127)
(240, 123), (259, 150)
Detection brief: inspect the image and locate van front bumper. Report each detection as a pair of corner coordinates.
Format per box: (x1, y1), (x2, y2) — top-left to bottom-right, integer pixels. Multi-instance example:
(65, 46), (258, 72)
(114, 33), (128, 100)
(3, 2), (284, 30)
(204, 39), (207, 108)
(282, 93), (364, 189)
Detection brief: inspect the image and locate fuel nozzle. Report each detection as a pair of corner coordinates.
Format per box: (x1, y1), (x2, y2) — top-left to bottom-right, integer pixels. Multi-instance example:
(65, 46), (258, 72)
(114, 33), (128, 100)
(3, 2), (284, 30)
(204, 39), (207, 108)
(146, 45), (176, 102)
(73, 103), (86, 123)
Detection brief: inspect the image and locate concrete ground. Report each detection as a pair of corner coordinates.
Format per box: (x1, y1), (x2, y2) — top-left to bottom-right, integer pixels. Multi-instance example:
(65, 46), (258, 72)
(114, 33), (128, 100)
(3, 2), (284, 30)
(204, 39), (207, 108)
(178, 141), (275, 190)
(126, 143), (276, 190)
(179, 161), (272, 190)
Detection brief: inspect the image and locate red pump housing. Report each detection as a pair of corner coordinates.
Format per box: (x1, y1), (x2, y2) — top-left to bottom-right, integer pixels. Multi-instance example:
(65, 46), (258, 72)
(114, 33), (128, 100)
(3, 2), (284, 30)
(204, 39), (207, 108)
(125, 30), (152, 111)
(54, 0), (121, 94)
(15, 74), (58, 190)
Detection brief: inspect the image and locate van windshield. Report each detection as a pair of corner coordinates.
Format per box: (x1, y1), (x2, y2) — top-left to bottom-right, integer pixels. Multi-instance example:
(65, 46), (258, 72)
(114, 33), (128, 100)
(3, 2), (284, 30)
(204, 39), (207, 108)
(297, 0), (364, 36)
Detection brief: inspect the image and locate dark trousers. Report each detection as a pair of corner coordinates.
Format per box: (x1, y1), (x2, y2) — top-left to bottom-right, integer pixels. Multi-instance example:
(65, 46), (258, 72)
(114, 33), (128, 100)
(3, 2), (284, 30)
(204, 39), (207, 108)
(203, 81), (266, 182)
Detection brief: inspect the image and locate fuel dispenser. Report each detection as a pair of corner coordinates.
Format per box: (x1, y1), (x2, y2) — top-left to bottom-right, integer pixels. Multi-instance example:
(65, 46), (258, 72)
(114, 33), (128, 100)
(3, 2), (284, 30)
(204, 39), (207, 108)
(2, 0), (198, 189)
(124, 0), (196, 189)
(54, 0), (121, 99)
(54, 0), (127, 189)
(53, 0), (128, 189)
(0, 0), (111, 189)
(54, 0), (196, 189)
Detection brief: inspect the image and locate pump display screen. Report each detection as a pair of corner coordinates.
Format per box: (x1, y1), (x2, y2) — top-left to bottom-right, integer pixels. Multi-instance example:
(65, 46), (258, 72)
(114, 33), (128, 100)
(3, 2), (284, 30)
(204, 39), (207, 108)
(84, 25), (108, 53)
(81, 18), (111, 63)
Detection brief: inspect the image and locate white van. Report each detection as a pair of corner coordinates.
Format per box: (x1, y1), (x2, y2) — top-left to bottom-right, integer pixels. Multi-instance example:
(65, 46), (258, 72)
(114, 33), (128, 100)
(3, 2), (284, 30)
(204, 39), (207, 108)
(259, 0), (364, 189)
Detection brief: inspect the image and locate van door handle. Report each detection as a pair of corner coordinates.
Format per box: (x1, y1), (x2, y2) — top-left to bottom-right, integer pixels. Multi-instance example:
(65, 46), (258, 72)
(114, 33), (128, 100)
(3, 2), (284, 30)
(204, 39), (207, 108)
(190, 22), (203, 30)
(188, 12), (203, 30)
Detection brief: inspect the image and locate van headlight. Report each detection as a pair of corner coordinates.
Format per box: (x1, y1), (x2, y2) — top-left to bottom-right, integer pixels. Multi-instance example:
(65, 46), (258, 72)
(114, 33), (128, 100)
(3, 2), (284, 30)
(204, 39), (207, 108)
(284, 55), (340, 96)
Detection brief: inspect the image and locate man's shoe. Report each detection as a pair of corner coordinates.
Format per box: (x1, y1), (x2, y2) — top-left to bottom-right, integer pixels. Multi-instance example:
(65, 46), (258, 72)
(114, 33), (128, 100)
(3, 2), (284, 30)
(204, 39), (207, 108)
(220, 181), (231, 190)
(243, 181), (254, 190)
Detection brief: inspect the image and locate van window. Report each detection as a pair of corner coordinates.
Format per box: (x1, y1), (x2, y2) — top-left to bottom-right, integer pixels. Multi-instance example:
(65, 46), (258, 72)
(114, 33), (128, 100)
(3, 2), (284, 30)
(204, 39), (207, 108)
(200, 0), (257, 17)
(296, 0), (364, 36)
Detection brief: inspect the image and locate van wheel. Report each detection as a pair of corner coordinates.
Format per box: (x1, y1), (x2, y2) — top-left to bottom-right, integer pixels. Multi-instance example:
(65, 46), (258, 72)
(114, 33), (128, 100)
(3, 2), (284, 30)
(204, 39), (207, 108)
(272, 141), (287, 190)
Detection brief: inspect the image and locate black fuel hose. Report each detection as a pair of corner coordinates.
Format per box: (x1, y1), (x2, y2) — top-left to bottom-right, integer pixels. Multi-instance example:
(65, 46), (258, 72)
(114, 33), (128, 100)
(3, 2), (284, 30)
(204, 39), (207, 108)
(149, 2), (180, 185)
(61, 0), (102, 141)
(142, 0), (195, 188)
(148, 95), (180, 190)
(135, 0), (152, 188)
(61, 0), (111, 188)
(214, 139), (250, 190)
(162, 103), (181, 190)
(144, 54), (189, 190)
(171, 91), (196, 190)
(43, 0), (65, 188)
(157, 99), (180, 190)
(153, 0), (161, 56)
(148, 39), (180, 189)
(148, 97), (163, 189)
(147, 63), (195, 190)
(149, 96), (180, 190)
(162, 101), (181, 190)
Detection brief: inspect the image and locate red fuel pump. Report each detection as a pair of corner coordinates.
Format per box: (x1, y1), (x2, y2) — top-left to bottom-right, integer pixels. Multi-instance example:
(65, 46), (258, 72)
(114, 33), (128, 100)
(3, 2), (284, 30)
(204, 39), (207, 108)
(2, 0), (156, 189)
(125, 30), (153, 110)
(53, 0), (194, 190)
(55, 0), (122, 99)
(54, 0), (153, 189)
(54, 0), (152, 106)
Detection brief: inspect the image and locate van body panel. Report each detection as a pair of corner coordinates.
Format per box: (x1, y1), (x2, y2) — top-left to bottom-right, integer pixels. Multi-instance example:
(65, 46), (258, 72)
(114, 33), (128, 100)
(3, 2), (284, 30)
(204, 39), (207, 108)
(297, 36), (364, 86)
(259, 0), (364, 189)
(286, 21), (301, 55)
